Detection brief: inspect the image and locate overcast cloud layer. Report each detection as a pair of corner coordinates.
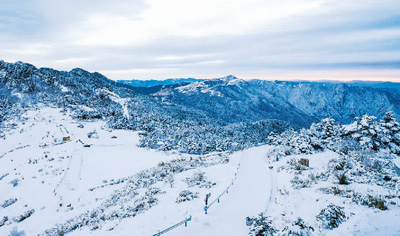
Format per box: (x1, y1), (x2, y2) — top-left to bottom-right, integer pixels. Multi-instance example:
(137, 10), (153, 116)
(1, 0), (399, 81)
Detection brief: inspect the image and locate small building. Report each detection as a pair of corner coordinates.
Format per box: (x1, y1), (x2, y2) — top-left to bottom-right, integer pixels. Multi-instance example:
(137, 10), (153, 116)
(393, 158), (400, 176)
(299, 158), (309, 167)
(63, 136), (71, 142)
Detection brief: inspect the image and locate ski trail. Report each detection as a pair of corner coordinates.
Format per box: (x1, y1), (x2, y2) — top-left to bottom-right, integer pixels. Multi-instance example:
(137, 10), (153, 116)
(175, 146), (272, 236)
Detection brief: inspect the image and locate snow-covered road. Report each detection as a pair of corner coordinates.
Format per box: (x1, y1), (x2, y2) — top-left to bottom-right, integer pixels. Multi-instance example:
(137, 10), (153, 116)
(174, 146), (273, 236)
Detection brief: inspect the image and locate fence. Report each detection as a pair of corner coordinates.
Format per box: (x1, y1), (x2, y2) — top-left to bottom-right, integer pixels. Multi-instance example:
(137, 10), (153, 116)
(204, 183), (232, 214)
(153, 154), (243, 234)
(204, 161), (241, 214)
(152, 216), (192, 236)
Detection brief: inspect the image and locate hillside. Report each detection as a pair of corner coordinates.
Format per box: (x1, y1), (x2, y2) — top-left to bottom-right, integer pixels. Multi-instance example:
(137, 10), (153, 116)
(117, 78), (204, 88)
(126, 75), (400, 127)
(1, 107), (399, 236)
(1, 61), (400, 235)
(2, 61), (400, 155)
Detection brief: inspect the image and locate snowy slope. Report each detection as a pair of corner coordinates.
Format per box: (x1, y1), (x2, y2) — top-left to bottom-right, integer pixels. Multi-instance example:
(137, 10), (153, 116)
(1, 108), (400, 236)
(173, 146), (273, 236)
(0, 107), (176, 235)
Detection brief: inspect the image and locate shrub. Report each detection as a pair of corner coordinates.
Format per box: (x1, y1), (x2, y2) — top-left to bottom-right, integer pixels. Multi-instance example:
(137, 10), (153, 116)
(1, 198), (17, 208)
(185, 171), (216, 189)
(248, 213), (276, 236)
(287, 159), (307, 171)
(316, 204), (346, 229)
(282, 217), (314, 236)
(371, 160), (382, 171)
(365, 195), (388, 210)
(337, 174), (349, 185)
(10, 178), (19, 187)
(176, 190), (199, 204)
(335, 161), (346, 171)
(383, 176), (392, 181)
(331, 187), (343, 195)
(291, 176), (313, 189)
(0, 216), (8, 227)
(8, 227), (26, 236)
(13, 209), (35, 222)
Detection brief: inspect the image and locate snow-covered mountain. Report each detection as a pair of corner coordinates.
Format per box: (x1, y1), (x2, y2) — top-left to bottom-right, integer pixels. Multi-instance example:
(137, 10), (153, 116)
(0, 61), (289, 154)
(1, 61), (400, 236)
(2, 61), (400, 154)
(126, 75), (400, 127)
(117, 78), (204, 88)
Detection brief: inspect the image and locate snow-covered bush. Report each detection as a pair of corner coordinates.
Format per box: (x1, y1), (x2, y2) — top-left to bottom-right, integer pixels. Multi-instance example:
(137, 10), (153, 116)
(337, 173), (349, 185)
(273, 112), (400, 159)
(331, 139), (361, 155)
(1, 198), (17, 208)
(316, 204), (346, 229)
(365, 195), (388, 210)
(44, 155), (226, 235)
(9, 178), (19, 187)
(185, 171), (216, 188)
(281, 217), (314, 236)
(0, 216), (8, 227)
(290, 175), (315, 189)
(8, 227), (25, 236)
(351, 193), (388, 210)
(287, 159), (308, 172)
(13, 209), (35, 222)
(248, 213), (277, 236)
(176, 190), (199, 203)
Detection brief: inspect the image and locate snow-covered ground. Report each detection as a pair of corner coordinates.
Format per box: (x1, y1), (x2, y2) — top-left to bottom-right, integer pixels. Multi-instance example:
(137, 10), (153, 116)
(0, 107), (177, 235)
(267, 152), (400, 236)
(1, 107), (400, 235)
(173, 146), (273, 236)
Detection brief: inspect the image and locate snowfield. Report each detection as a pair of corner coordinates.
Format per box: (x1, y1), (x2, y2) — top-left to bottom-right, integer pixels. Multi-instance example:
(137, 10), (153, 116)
(0, 107), (177, 235)
(1, 107), (400, 235)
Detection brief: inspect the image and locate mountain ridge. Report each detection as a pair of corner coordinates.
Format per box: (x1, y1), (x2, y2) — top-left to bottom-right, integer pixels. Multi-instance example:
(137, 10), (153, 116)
(1, 60), (399, 154)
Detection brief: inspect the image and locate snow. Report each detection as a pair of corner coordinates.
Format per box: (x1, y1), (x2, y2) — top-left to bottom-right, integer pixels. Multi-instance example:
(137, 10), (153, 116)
(1, 107), (400, 236)
(0, 107), (175, 235)
(176, 81), (206, 93)
(227, 78), (245, 86)
(0, 70), (6, 78)
(173, 146), (272, 236)
(11, 91), (23, 99)
(393, 157), (400, 168)
(110, 97), (130, 120)
(60, 85), (69, 92)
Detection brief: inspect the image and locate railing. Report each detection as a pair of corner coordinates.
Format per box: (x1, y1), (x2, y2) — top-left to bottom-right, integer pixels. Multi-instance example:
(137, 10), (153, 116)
(204, 184), (232, 214)
(153, 216), (192, 236)
(154, 154), (243, 234)
(204, 161), (241, 214)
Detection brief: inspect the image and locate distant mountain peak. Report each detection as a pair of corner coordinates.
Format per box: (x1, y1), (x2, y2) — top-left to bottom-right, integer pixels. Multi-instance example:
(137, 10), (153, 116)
(216, 75), (238, 82)
(117, 78), (204, 88)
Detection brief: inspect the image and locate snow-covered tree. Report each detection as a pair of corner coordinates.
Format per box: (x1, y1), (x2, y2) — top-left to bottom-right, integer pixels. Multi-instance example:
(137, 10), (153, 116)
(316, 204), (346, 229)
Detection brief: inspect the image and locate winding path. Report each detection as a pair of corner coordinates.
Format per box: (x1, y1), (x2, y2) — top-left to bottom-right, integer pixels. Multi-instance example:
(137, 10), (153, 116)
(175, 146), (275, 236)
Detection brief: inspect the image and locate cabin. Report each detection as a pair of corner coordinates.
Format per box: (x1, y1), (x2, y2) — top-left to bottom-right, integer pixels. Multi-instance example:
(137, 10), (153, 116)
(63, 136), (71, 142)
(299, 158), (309, 167)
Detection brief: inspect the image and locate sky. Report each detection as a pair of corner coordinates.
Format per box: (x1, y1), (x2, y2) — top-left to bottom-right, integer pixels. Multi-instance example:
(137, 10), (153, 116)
(1, 0), (399, 81)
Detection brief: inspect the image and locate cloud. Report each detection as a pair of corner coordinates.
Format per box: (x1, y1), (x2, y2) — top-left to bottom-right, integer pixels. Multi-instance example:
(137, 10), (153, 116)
(0, 0), (399, 81)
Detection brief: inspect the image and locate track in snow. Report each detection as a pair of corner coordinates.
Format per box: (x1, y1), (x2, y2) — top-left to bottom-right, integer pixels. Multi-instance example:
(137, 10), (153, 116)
(174, 146), (274, 236)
